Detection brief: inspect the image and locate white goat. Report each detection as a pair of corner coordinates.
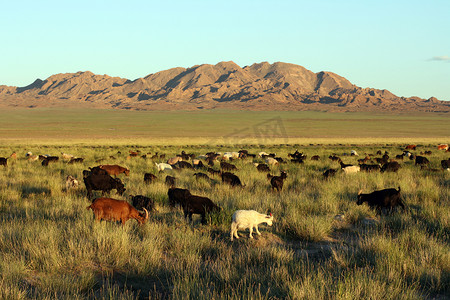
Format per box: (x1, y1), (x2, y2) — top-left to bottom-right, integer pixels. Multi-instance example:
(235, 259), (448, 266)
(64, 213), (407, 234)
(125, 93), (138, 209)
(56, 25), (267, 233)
(230, 210), (273, 241)
(342, 165), (360, 174)
(65, 175), (79, 189)
(258, 152), (269, 158)
(155, 162), (173, 172)
(265, 157), (279, 166)
(61, 152), (74, 160)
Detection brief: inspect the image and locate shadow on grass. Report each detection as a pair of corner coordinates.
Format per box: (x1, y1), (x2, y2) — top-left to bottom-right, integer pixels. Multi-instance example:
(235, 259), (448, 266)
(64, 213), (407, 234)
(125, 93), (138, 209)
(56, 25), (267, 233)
(21, 186), (52, 198)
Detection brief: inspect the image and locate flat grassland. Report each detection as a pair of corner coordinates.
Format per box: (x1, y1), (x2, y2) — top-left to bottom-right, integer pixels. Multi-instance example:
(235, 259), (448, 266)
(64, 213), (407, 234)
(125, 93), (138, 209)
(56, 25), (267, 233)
(0, 109), (449, 299)
(0, 108), (448, 144)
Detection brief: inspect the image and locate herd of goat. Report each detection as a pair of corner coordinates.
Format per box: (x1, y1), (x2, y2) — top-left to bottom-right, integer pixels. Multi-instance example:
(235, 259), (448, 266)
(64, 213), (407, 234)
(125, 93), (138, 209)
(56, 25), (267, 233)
(1, 143), (449, 241)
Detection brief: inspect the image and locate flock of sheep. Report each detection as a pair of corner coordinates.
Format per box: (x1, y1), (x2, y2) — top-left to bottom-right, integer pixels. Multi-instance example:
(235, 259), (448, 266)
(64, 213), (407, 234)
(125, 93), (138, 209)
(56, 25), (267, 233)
(1, 143), (449, 241)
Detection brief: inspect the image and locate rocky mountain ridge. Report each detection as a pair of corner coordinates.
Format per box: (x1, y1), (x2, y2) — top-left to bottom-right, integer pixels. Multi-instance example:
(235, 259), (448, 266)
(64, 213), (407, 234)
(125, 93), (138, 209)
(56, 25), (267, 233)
(0, 61), (448, 112)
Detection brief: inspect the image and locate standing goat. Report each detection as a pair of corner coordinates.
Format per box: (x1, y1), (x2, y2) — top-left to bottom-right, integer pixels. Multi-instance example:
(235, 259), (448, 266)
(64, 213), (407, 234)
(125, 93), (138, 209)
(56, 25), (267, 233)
(230, 210), (273, 241)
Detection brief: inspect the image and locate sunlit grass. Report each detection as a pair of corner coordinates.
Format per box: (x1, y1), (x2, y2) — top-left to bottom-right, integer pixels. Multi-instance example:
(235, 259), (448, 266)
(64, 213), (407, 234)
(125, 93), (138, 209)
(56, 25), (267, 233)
(0, 142), (449, 298)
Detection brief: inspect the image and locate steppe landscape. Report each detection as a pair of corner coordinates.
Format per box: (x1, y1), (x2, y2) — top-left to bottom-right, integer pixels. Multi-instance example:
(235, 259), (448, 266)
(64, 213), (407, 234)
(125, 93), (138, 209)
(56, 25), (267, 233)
(0, 98), (449, 298)
(3, 0), (450, 297)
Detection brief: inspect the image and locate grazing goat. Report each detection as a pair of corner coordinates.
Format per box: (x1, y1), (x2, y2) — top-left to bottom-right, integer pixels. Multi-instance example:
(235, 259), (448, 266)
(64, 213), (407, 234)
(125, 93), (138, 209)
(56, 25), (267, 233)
(437, 144), (448, 151)
(441, 159), (450, 170)
(99, 164), (130, 176)
(68, 157), (84, 164)
(194, 172), (212, 182)
(130, 195), (155, 212)
(87, 197), (148, 226)
(165, 176), (176, 187)
(265, 157), (279, 166)
(221, 172), (244, 187)
(155, 162), (173, 172)
(360, 164), (381, 172)
(329, 155), (340, 162)
(255, 163), (270, 173)
(83, 172), (125, 200)
(357, 187), (405, 214)
(61, 152), (74, 160)
(323, 168), (337, 179)
(342, 165), (360, 174)
(175, 161), (194, 169)
(167, 156), (183, 165)
(220, 161), (237, 171)
(415, 156), (429, 166)
(144, 173), (157, 184)
(381, 161), (401, 173)
(230, 210), (273, 241)
(207, 167), (221, 176)
(0, 157), (7, 167)
(182, 194), (221, 224)
(269, 171), (287, 191)
(339, 160), (353, 168)
(405, 145), (416, 150)
(311, 155), (320, 161)
(168, 188), (191, 208)
(65, 175), (79, 189)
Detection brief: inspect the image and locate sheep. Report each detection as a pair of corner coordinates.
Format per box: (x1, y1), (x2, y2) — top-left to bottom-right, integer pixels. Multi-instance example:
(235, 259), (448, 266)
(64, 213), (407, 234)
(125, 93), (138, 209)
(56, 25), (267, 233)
(230, 210), (273, 241)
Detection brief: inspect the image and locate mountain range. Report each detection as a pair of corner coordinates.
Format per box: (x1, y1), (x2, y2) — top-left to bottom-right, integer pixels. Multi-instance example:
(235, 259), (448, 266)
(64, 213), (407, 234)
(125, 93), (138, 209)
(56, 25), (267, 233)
(0, 61), (448, 112)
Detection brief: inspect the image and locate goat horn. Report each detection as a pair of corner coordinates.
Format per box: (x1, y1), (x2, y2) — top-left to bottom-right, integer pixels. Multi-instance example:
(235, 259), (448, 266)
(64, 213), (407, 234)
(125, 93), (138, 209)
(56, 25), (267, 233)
(143, 208), (149, 220)
(358, 190), (363, 195)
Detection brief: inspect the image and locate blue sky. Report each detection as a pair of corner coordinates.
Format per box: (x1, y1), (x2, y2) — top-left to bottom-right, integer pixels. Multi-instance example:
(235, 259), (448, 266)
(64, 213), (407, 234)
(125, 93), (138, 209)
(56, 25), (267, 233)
(1, 0), (449, 100)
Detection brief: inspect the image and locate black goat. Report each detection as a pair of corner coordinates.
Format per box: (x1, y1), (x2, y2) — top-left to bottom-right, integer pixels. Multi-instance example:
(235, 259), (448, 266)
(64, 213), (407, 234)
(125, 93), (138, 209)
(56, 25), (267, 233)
(415, 156), (430, 166)
(144, 173), (157, 184)
(220, 161), (237, 171)
(256, 163), (270, 172)
(167, 188), (191, 208)
(357, 187), (405, 214)
(221, 172), (244, 187)
(182, 195), (221, 224)
(130, 195), (155, 212)
(381, 161), (401, 173)
(165, 176), (176, 187)
(268, 171), (287, 192)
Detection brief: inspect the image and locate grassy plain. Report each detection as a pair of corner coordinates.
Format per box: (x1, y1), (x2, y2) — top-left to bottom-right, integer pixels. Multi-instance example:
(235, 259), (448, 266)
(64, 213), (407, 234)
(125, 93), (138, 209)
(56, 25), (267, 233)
(0, 109), (449, 299)
(0, 108), (448, 145)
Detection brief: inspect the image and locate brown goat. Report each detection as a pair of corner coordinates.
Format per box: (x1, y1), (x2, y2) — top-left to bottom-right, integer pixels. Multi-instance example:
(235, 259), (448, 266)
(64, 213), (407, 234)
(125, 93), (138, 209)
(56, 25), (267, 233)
(87, 197), (148, 226)
(99, 164), (130, 176)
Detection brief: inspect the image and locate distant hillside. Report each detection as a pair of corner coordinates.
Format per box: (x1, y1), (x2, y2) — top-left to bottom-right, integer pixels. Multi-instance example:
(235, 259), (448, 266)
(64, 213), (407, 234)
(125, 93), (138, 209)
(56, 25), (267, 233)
(0, 61), (448, 112)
